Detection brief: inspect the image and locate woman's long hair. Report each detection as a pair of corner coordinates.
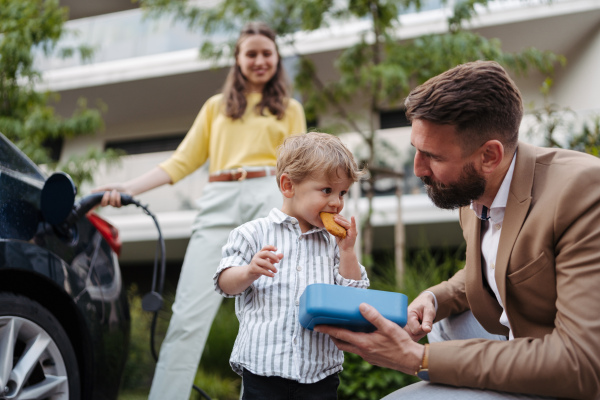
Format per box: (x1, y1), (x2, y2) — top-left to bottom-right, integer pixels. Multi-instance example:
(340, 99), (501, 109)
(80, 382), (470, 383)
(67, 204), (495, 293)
(222, 22), (290, 120)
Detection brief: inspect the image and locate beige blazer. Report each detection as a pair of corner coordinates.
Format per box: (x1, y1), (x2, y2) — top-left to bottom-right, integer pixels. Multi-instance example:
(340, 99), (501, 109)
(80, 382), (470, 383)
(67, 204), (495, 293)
(428, 142), (600, 399)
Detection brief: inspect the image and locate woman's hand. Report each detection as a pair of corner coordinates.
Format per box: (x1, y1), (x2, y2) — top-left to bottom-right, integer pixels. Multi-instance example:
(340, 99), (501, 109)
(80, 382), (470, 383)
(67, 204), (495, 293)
(92, 185), (131, 208)
(91, 166), (173, 208)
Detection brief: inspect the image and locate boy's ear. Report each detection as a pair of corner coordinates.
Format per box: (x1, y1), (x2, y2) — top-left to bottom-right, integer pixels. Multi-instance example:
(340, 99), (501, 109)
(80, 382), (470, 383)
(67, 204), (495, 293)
(280, 173), (295, 198)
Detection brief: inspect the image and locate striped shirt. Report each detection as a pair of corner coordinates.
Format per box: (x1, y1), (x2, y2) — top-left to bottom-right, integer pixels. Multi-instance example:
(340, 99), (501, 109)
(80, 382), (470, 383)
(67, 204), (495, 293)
(214, 208), (369, 384)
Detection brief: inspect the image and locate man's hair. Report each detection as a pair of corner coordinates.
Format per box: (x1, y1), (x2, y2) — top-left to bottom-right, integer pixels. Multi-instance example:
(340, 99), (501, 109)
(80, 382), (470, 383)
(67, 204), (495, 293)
(276, 132), (363, 188)
(222, 21), (290, 120)
(405, 60), (523, 154)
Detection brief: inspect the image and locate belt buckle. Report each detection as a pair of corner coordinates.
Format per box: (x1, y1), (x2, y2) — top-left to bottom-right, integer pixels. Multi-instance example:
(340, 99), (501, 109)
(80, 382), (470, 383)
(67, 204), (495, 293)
(237, 167), (248, 181)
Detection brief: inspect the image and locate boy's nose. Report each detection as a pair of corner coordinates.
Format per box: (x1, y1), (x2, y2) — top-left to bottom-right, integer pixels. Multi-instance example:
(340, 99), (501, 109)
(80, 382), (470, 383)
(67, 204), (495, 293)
(329, 196), (342, 208)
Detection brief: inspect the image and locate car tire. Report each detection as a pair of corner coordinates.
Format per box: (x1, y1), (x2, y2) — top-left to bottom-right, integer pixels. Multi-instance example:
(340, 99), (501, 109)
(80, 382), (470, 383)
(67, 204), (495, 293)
(0, 292), (81, 400)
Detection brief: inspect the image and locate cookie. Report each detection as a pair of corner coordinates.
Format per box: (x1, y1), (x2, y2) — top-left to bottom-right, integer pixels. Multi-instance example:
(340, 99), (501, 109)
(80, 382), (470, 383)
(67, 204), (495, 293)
(319, 212), (347, 239)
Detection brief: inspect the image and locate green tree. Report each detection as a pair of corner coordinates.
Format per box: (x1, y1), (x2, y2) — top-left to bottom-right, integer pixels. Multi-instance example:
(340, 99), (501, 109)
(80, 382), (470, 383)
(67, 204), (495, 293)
(138, 0), (564, 277)
(0, 0), (121, 188)
(527, 78), (600, 156)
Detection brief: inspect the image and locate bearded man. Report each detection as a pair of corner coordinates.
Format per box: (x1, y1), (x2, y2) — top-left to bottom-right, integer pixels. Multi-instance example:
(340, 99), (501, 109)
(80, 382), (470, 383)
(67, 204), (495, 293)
(316, 60), (600, 400)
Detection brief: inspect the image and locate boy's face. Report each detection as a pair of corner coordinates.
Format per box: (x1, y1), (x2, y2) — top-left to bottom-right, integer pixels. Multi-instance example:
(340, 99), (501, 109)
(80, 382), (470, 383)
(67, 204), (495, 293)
(281, 170), (353, 233)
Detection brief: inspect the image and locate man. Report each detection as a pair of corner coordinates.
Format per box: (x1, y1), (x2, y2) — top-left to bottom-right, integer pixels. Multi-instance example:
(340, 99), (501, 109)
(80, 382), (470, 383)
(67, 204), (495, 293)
(315, 60), (600, 399)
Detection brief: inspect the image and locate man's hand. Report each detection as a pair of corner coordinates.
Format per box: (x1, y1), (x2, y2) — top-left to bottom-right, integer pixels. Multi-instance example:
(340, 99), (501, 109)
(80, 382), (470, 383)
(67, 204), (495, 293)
(315, 303), (424, 375)
(405, 291), (437, 341)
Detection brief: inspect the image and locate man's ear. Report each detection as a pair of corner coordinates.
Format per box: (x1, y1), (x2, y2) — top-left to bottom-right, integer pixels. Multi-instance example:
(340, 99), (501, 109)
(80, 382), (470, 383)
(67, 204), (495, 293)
(479, 140), (504, 174)
(280, 173), (295, 198)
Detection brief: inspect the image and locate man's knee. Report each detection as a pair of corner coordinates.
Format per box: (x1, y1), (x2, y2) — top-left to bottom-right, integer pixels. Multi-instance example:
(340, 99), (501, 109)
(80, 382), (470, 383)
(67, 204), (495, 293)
(428, 310), (507, 342)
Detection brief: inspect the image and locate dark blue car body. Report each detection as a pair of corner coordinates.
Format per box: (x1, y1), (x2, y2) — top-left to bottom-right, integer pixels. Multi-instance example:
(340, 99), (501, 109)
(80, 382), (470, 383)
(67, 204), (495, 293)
(0, 132), (130, 400)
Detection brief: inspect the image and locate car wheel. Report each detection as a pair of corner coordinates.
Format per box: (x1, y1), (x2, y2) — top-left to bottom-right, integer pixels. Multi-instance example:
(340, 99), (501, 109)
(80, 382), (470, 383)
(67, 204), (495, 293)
(0, 292), (80, 400)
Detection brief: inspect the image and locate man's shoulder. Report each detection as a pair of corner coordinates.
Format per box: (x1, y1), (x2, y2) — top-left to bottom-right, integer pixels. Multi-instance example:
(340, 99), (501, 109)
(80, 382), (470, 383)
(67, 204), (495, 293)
(519, 142), (600, 184)
(526, 143), (600, 168)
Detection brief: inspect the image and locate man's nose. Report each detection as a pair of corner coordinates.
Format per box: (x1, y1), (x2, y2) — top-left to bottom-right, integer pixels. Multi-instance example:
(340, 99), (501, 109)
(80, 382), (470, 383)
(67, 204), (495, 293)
(413, 151), (431, 178)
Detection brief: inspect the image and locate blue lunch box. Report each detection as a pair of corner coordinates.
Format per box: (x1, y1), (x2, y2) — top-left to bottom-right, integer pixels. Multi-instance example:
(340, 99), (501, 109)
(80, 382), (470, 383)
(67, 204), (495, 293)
(299, 283), (408, 332)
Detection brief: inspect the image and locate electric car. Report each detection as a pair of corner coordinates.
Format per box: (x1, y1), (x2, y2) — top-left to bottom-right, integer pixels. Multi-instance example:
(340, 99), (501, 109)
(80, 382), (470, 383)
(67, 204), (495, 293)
(0, 131), (130, 400)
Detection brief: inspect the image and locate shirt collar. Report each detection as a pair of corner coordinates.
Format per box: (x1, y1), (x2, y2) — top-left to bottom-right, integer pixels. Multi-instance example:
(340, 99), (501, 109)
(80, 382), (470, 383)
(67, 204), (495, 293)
(471, 151), (517, 223)
(269, 208), (332, 242)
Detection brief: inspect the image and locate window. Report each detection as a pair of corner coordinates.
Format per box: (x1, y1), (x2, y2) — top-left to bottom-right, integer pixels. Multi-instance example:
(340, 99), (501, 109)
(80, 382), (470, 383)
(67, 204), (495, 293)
(105, 134), (186, 155)
(379, 109), (410, 130)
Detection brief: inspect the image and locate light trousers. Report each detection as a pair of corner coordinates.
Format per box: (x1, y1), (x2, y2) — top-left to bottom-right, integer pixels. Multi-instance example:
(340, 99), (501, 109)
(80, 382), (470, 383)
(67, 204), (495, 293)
(148, 175), (282, 400)
(381, 311), (555, 400)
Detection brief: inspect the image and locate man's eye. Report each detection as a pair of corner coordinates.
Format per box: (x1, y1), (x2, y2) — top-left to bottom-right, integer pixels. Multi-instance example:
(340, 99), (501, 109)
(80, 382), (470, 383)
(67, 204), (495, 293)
(322, 188), (332, 194)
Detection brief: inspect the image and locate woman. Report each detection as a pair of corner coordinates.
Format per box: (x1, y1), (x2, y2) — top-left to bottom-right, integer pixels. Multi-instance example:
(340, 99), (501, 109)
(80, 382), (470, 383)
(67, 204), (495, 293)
(95, 21), (306, 400)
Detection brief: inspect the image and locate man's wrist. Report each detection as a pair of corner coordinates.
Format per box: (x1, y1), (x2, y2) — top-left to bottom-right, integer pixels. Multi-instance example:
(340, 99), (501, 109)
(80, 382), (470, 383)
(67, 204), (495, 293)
(414, 343), (430, 381)
(422, 290), (438, 311)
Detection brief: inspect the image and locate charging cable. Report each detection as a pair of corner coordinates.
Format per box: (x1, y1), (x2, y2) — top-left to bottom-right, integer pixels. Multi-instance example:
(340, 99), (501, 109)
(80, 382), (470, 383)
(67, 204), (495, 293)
(71, 192), (212, 400)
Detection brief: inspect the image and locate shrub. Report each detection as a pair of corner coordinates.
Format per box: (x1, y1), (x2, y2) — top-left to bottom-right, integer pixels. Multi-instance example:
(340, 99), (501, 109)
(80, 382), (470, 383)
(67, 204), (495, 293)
(119, 285), (241, 399)
(119, 284), (165, 391)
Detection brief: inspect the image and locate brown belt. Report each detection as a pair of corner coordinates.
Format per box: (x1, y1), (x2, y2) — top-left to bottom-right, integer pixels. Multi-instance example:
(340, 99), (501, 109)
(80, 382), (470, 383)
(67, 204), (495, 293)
(208, 168), (277, 182)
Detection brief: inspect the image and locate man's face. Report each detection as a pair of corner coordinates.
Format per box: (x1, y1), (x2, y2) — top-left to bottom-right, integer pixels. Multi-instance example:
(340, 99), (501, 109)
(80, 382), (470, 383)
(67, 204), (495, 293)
(411, 119), (486, 209)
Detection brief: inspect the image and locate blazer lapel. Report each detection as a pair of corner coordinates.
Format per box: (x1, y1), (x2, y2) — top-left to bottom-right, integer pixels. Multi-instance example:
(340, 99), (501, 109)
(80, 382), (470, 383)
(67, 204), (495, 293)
(495, 142), (535, 305)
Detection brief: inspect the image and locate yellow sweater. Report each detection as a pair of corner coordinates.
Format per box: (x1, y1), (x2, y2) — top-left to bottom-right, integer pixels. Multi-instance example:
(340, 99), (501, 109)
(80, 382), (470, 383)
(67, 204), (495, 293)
(159, 93), (306, 183)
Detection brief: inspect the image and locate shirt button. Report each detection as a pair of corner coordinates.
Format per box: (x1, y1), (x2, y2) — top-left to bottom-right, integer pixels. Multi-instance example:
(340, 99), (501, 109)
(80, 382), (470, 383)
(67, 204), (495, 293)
(295, 300), (300, 306)
(490, 262), (495, 270)
(296, 265), (302, 271)
(495, 223), (502, 230)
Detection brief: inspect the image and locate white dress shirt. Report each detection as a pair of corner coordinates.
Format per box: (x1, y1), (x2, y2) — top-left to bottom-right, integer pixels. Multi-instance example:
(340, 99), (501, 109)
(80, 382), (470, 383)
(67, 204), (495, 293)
(214, 208), (369, 383)
(471, 152), (517, 339)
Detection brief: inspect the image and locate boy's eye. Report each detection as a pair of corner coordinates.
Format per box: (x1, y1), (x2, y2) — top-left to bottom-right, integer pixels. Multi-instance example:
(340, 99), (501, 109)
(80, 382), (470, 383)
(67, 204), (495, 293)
(340, 191), (347, 197)
(321, 188), (332, 194)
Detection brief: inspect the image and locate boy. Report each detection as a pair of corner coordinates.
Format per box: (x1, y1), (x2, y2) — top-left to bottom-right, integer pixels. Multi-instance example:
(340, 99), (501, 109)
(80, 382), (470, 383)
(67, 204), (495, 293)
(213, 132), (369, 399)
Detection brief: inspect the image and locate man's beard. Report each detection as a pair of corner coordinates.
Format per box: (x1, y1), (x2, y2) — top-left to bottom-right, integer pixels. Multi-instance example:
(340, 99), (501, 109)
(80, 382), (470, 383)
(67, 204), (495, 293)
(421, 162), (486, 210)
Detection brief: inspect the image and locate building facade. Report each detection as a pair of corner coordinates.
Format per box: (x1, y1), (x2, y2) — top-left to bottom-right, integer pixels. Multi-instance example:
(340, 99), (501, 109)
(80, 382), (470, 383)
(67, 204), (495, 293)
(42, 0), (600, 265)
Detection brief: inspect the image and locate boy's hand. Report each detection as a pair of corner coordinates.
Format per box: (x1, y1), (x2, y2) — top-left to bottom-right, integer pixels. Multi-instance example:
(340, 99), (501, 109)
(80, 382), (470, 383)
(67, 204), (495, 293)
(247, 245), (283, 279)
(334, 215), (357, 251)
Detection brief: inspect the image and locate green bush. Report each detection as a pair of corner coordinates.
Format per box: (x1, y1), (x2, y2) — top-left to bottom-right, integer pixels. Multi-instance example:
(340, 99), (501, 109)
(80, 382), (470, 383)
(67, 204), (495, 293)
(199, 298), (240, 380)
(403, 245), (466, 299)
(119, 284), (165, 391)
(119, 285), (242, 399)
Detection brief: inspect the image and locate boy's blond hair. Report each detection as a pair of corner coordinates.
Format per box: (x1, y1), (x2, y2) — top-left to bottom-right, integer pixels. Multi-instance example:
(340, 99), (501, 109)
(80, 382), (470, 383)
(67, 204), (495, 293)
(276, 132), (363, 188)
